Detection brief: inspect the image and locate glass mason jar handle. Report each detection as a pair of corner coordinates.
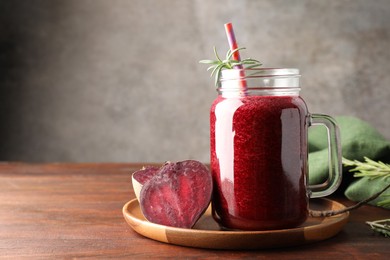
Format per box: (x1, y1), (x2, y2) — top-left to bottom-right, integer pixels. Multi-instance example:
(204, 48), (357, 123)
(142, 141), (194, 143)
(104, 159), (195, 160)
(308, 114), (342, 198)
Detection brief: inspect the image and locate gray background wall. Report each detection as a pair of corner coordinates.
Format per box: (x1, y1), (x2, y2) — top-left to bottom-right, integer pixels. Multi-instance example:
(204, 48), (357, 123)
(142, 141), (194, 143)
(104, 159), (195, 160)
(1, 0), (389, 163)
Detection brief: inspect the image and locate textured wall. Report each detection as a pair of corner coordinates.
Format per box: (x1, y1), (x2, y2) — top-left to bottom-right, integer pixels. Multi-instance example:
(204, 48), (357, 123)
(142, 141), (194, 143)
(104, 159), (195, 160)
(1, 0), (389, 162)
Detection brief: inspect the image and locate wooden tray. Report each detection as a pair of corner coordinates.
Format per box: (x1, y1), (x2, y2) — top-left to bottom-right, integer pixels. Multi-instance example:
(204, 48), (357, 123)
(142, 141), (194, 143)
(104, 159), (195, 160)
(123, 198), (349, 250)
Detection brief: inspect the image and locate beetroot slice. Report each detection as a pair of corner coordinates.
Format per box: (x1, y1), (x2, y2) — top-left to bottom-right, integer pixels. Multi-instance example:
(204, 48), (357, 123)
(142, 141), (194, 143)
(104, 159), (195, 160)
(132, 166), (160, 201)
(139, 160), (212, 228)
(132, 166), (160, 185)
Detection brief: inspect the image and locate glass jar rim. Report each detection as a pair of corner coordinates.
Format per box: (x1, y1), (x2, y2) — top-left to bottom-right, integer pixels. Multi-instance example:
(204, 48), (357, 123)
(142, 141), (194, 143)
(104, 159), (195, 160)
(220, 68), (300, 81)
(218, 68), (301, 96)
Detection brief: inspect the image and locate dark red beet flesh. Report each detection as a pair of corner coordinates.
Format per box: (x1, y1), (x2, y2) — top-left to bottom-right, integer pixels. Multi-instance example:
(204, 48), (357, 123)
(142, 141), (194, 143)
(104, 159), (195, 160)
(132, 166), (160, 185)
(139, 160), (212, 228)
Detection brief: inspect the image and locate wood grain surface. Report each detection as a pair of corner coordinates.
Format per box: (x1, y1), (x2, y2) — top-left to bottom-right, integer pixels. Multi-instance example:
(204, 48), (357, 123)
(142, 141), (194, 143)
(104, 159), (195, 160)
(0, 163), (389, 258)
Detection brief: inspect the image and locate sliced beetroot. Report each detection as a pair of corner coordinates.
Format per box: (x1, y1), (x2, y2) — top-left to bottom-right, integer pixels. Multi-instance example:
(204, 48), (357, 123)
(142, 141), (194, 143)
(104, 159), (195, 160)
(139, 160), (212, 229)
(132, 166), (160, 185)
(132, 166), (160, 201)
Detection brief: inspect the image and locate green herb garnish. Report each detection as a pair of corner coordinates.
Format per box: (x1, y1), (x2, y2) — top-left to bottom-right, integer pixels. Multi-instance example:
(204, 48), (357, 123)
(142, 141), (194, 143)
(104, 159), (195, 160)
(343, 157), (390, 181)
(199, 47), (262, 86)
(366, 219), (390, 237)
(343, 157), (390, 237)
(343, 157), (390, 208)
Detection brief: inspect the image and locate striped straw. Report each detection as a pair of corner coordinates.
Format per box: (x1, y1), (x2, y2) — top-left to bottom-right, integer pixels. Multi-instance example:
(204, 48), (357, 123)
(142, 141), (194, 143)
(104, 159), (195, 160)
(224, 22), (243, 69)
(224, 22), (247, 91)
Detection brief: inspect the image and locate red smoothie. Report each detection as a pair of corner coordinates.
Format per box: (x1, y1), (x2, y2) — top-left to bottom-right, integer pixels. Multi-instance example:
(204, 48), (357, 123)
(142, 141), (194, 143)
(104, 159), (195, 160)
(210, 94), (309, 230)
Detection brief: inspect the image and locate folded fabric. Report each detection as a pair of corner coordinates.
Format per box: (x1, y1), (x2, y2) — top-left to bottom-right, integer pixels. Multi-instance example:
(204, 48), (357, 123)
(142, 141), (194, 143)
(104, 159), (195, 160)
(344, 177), (390, 209)
(308, 116), (390, 208)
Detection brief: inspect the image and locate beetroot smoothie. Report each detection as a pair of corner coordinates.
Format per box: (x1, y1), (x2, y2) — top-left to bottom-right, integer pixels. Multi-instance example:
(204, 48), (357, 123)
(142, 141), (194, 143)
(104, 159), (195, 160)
(210, 87), (309, 230)
(209, 68), (342, 231)
(210, 95), (309, 230)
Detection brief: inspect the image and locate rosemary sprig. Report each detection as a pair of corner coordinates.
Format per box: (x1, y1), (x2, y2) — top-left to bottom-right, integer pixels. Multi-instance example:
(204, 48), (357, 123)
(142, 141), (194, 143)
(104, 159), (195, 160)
(366, 219), (390, 237)
(342, 157), (390, 180)
(342, 157), (390, 237)
(199, 47), (262, 86)
(343, 156), (390, 208)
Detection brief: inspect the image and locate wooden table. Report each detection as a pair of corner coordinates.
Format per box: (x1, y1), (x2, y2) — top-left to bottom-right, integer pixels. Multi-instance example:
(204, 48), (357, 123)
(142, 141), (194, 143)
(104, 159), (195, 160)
(0, 163), (389, 259)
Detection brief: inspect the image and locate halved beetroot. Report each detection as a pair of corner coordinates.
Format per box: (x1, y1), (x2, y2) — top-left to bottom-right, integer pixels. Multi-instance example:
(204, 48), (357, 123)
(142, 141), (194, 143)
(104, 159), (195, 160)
(132, 166), (160, 201)
(139, 160), (212, 228)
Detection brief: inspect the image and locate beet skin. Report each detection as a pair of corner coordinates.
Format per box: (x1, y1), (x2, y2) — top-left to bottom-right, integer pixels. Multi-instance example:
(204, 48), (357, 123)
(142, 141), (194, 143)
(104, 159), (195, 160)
(139, 160), (212, 228)
(132, 166), (160, 201)
(132, 166), (160, 185)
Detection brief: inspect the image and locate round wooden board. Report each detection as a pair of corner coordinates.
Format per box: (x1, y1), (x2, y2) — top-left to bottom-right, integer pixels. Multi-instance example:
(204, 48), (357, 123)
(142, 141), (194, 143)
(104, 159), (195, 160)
(123, 198), (349, 250)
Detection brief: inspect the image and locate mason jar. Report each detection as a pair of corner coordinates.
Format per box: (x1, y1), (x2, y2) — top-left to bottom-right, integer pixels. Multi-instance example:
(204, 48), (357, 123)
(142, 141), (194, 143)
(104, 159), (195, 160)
(210, 68), (342, 230)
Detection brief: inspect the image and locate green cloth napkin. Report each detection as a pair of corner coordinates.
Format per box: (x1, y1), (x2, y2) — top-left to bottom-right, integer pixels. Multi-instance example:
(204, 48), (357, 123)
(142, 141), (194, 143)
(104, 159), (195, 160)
(308, 116), (390, 209)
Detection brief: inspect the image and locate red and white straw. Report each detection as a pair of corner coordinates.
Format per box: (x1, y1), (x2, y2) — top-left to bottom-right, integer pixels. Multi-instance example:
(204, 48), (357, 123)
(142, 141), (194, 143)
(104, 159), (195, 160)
(224, 22), (243, 69)
(224, 22), (247, 91)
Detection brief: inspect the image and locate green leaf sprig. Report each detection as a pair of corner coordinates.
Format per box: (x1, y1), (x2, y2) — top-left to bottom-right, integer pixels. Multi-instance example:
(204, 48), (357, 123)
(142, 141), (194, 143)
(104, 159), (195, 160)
(366, 219), (390, 237)
(342, 156), (390, 237)
(199, 47), (262, 86)
(343, 156), (390, 208)
(343, 157), (390, 180)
